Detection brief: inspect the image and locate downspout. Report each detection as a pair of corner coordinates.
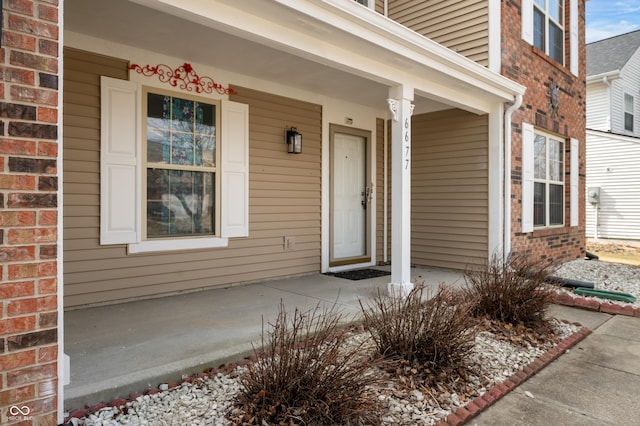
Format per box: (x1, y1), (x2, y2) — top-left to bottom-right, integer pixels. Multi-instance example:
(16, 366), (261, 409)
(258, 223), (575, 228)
(383, 0), (388, 16)
(57, 1), (66, 422)
(503, 94), (523, 262)
(602, 75), (611, 131)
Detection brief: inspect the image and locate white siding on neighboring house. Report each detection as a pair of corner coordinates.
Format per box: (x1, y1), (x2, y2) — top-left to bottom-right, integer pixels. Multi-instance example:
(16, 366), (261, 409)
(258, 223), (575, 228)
(585, 130), (640, 240)
(586, 82), (610, 131)
(609, 78), (624, 134)
(608, 48), (640, 136)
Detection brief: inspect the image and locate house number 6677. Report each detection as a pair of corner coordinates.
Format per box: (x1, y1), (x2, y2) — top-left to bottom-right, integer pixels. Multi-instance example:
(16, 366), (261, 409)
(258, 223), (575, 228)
(404, 117), (410, 170)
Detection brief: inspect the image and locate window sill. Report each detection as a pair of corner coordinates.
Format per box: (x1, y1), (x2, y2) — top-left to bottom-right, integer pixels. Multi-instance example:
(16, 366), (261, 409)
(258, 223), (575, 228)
(530, 226), (568, 237)
(529, 46), (574, 78)
(128, 237), (229, 254)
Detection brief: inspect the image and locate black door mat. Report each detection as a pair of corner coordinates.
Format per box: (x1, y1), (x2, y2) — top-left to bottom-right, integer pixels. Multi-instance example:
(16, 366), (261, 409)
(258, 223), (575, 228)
(324, 269), (391, 281)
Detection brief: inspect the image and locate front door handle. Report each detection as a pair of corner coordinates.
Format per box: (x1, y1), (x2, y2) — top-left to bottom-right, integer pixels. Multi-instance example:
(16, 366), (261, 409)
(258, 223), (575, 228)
(361, 186), (372, 209)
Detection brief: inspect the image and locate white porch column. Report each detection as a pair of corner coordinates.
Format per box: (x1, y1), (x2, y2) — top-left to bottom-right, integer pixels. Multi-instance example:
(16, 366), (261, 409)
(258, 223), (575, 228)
(387, 85), (415, 297)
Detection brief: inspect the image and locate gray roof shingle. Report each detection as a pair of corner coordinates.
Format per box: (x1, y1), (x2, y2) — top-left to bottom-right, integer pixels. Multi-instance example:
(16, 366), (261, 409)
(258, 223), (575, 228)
(587, 30), (640, 77)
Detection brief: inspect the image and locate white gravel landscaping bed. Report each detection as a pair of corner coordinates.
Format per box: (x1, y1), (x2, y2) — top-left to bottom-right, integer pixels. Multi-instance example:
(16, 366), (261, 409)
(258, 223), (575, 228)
(68, 260), (640, 426)
(68, 319), (578, 426)
(553, 259), (640, 308)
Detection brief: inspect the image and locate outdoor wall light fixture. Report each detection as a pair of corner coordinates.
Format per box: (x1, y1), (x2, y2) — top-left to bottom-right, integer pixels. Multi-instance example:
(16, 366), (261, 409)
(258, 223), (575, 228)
(286, 127), (302, 154)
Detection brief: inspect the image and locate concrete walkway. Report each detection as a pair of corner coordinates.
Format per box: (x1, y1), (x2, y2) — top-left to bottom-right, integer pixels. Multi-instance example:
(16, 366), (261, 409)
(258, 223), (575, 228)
(474, 305), (640, 425)
(63, 266), (464, 410)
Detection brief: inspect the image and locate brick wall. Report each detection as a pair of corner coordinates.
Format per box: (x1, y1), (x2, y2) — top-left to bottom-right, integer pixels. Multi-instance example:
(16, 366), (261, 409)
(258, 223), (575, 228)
(502, 0), (587, 264)
(0, 0), (60, 425)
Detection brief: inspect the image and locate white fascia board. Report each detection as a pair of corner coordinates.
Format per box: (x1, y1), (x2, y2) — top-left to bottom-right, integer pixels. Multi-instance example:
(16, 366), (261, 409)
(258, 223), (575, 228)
(586, 128), (640, 145)
(130, 0), (524, 106)
(586, 70), (621, 84)
(308, 0), (524, 97)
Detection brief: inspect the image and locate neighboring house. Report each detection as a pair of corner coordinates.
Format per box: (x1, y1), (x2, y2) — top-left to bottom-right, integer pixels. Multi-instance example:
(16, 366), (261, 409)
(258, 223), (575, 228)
(0, 0), (586, 423)
(586, 30), (640, 240)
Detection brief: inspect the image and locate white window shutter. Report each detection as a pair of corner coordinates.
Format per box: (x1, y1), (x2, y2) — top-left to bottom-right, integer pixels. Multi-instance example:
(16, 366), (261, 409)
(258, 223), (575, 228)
(570, 138), (579, 226)
(100, 77), (141, 245)
(221, 100), (249, 238)
(570, 0), (579, 75)
(521, 123), (534, 233)
(522, 0), (533, 45)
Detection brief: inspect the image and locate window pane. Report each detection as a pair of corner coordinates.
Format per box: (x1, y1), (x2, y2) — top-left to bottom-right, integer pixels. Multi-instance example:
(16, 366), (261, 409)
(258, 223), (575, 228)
(625, 112), (634, 132)
(625, 93), (634, 111)
(172, 133), (195, 165)
(195, 102), (216, 166)
(624, 94), (634, 131)
(534, 182), (546, 226)
(549, 22), (564, 63)
(534, 0), (545, 8)
(171, 97), (195, 133)
(549, 184), (563, 225)
(549, 0), (563, 24)
(147, 169), (214, 237)
(147, 94), (171, 164)
(534, 9), (545, 51)
(548, 139), (564, 181)
(534, 134), (546, 179)
(196, 135), (216, 167)
(147, 93), (168, 121)
(147, 127), (170, 163)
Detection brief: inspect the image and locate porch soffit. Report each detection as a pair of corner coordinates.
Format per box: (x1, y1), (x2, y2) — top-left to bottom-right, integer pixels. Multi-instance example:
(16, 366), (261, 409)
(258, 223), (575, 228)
(66, 0), (524, 114)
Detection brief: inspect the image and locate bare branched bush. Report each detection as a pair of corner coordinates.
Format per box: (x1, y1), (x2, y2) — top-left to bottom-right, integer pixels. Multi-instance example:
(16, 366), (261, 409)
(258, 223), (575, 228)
(232, 301), (383, 426)
(359, 285), (477, 373)
(463, 253), (557, 327)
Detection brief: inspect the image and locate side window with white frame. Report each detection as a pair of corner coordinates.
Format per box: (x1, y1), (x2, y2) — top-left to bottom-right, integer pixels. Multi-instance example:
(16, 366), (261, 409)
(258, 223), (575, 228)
(624, 92), (634, 133)
(533, 131), (565, 227)
(522, 123), (575, 232)
(533, 0), (564, 64)
(100, 76), (249, 253)
(522, 0), (578, 74)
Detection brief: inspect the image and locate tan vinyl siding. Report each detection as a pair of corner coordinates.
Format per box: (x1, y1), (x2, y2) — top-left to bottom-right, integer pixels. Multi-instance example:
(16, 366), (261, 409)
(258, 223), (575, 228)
(375, 118), (386, 264)
(375, 0), (385, 14)
(63, 50), (322, 307)
(411, 109), (488, 270)
(387, 0), (489, 66)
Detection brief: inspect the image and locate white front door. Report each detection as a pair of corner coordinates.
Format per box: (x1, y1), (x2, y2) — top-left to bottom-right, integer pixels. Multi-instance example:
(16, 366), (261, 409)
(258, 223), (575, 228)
(330, 127), (370, 265)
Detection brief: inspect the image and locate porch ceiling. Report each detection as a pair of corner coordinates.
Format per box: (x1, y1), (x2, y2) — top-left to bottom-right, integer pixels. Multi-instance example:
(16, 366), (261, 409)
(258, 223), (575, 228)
(65, 0), (522, 114)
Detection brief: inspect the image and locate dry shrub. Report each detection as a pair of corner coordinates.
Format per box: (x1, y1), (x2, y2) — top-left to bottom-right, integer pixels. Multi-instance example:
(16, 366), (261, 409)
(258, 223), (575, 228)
(232, 301), (382, 426)
(463, 253), (556, 327)
(359, 285), (477, 373)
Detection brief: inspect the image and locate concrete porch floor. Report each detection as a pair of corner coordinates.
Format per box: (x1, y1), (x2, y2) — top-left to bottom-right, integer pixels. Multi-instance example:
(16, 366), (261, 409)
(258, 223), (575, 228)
(63, 266), (465, 411)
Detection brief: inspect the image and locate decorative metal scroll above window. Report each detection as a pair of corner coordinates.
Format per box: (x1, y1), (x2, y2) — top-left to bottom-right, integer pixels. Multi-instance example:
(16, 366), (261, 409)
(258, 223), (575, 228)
(129, 62), (237, 95)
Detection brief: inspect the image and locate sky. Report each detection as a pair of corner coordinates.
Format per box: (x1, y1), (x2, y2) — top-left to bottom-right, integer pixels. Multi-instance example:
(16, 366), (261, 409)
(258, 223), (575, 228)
(586, 0), (640, 43)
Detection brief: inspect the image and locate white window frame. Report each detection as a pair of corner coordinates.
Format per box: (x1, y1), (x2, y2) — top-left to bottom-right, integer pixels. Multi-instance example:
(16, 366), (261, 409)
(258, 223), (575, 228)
(523, 124), (577, 232)
(353, 0), (375, 10)
(142, 86), (221, 241)
(624, 92), (635, 133)
(533, 0), (565, 64)
(533, 129), (565, 228)
(100, 76), (249, 254)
